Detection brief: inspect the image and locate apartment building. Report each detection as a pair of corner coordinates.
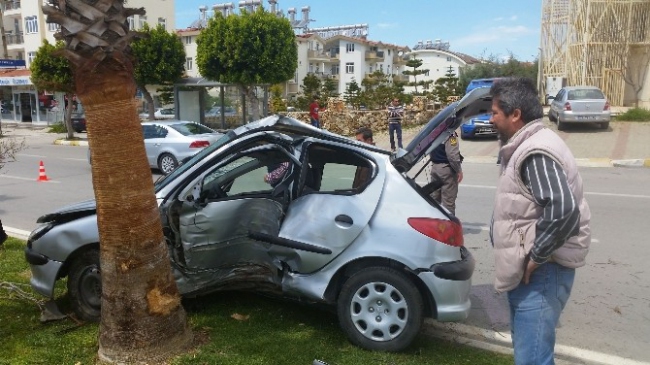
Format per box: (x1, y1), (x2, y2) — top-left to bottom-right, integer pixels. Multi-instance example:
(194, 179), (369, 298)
(0, 0), (175, 125)
(401, 40), (481, 94)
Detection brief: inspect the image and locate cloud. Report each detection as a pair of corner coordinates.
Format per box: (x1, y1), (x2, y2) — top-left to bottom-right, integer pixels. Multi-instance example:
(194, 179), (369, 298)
(510, 15), (518, 21)
(376, 22), (398, 29)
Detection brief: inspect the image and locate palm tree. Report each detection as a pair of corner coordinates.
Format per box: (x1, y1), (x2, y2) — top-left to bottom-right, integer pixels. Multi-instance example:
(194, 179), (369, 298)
(42, 1), (191, 363)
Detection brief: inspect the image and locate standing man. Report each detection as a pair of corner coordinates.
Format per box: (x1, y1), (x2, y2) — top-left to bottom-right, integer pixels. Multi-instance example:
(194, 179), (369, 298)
(0, 219), (7, 245)
(489, 77), (591, 365)
(309, 96), (321, 128)
(387, 98), (404, 151)
(429, 132), (463, 215)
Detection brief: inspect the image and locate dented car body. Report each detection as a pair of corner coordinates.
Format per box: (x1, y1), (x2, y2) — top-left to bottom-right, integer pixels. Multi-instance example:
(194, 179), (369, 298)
(25, 87), (493, 352)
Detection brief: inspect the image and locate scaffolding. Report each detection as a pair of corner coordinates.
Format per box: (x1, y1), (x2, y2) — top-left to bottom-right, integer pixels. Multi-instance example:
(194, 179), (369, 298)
(541, 0), (650, 106)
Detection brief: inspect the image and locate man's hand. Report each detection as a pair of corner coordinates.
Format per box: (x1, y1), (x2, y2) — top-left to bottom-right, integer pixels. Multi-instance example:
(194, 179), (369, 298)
(523, 259), (540, 284)
(457, 171), (464, 183)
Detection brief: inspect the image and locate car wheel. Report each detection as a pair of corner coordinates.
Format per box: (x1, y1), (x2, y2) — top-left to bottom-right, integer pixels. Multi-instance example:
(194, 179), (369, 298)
(600, 122), (609, 130)
(548, 110), (555, 122)
(557, 118), (566, 131)
(337, 267), (424, 352)
(158, 153), (178, 175)
(67, 249), (101, 322)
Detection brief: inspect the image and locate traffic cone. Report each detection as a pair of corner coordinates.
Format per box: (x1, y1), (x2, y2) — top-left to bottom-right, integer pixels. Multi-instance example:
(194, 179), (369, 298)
(37, 161), (50, 182)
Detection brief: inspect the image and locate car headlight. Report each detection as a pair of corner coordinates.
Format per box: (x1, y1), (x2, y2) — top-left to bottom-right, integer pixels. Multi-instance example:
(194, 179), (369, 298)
(27, 223), (54, 245)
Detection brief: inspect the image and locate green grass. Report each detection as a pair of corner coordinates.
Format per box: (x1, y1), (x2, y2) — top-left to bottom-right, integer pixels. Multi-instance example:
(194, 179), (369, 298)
(615, 108), (650, 121)
(47, 122), (68, 134)
(1, 238), (512, 365)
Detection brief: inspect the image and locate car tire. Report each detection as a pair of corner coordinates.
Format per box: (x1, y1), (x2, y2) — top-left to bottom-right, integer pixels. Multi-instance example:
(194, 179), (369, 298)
(600, 122), (609, 130)
(67, 249), (101, 322)
(557, 118), (566, 131)
(548, 110), (555, 122)
(337, 267), (424, 352)
(158, 153), (178, 175)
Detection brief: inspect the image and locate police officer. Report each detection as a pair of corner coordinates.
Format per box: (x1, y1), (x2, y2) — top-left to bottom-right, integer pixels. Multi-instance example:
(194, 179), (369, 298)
(430, 131), (463, 215)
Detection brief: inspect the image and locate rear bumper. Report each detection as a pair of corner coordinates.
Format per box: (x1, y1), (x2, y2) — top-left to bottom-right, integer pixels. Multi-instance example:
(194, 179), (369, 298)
(418, 247), (474, 321)
(559, 111), (611, 123)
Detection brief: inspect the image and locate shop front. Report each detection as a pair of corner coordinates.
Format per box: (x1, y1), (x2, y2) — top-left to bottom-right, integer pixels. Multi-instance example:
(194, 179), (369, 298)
(0, 69), (58, 126)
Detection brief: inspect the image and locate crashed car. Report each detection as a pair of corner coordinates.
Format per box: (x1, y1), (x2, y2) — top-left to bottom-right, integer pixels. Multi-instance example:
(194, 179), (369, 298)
(25, 88), (491, 352)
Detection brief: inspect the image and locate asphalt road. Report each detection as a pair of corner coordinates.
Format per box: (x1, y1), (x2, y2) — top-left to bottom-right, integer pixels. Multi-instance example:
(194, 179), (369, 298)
(1, 132), (649, 364)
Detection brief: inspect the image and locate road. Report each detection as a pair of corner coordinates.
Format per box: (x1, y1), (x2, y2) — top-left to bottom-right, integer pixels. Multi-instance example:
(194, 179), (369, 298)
(1, 133), (649, 364)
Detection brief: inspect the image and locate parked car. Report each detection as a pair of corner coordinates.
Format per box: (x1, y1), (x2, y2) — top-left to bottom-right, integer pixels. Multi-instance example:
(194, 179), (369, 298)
(547, 86), (611, 130)
(71, 114), (87, 133)
(465, 77), (502, 94)
(460, 113), (497, 139)
(141, 120), (223, 174)
(24, 88), (493, 351)
(139, 107), (176, 120)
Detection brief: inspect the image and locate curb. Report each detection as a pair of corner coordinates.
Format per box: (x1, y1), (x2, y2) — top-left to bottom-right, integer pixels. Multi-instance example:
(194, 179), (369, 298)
(5, 226), (30, 241)
(611, 159), (650, 168)
(53, 139), (88, 147)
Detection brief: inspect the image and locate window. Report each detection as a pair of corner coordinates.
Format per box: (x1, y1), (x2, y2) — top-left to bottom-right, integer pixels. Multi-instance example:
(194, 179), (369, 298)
(369, 66), (373, 73)
(25, 16), (38, 34)
(379, 64), (383, 72)
(346, 62), (354, 74)
(424, 70), (430, 76)
(446, 56), (452, 62)
(48, 22), (60, 32)
(142, 125), (168, 139)
(346, 43), (355, 53)
(302, 144), (374, 195)
(28, 52), (36, 64)
(293, 71), (299, 83)
(158, 17), (167, 30)
(186, 57), (193, 71)
(331, 65), (340, 75)
(127, 16), (135, 30)
(388, 50), (391, 56)
(184, 36), (192, 44)
(139, 15), (147, 29)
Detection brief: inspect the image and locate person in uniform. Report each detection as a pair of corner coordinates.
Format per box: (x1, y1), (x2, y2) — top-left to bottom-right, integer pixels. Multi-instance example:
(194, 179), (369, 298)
(430, 131), (463, 215)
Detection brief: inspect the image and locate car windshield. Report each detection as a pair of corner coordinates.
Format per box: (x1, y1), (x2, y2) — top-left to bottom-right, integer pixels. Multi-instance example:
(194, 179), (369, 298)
(567, 89), (604, 100)
(169, 122), (216, 136)
(154, 130), (236, 190)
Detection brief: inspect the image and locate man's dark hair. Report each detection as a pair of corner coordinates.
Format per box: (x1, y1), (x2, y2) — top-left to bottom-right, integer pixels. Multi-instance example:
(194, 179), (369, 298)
(489, 77), (543, 124)
(356, 127), (373, 141)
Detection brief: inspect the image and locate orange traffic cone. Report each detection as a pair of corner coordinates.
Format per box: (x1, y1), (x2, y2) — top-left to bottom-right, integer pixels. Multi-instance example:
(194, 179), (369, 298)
(37, 161), (50, 182)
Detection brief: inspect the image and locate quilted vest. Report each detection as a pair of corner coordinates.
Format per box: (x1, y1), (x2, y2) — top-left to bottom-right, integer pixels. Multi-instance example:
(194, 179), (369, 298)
(491, 119), (591, 293)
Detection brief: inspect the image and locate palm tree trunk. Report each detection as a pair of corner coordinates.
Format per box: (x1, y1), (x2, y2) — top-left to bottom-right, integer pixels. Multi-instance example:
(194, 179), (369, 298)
(81, 59), (191, 363)
(64, 92), (74, 140)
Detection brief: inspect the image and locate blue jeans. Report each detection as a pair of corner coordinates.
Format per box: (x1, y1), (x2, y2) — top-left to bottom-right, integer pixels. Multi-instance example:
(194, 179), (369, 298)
(507, 262), (575, 365)
(310, 118), (320, 128)
(389, 122), (402, 149)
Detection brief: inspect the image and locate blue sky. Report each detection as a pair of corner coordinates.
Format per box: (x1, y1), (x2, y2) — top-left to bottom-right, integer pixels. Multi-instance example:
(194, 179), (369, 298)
(176, 0), (542, 61)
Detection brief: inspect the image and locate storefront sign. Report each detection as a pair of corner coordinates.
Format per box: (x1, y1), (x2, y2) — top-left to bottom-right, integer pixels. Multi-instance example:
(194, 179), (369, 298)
(0, 77), (32, 85)
(0, 59), (26, 68)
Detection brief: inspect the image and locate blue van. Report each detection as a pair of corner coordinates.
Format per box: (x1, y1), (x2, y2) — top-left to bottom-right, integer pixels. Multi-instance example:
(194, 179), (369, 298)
(460, 78), (500, 139)
(465, 78), (501, 94)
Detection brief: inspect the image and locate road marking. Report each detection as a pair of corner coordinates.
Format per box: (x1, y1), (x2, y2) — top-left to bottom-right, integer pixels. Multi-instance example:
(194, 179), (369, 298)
(0, 175), (60, 183)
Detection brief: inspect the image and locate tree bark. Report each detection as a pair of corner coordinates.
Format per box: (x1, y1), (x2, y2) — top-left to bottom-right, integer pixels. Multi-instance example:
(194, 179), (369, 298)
(78, 58), (191, 364)
(138, 83), (156, 120)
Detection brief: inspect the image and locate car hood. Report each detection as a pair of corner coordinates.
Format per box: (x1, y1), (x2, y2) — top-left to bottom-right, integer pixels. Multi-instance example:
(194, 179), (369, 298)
(392, 87), (493, 172)
(36, 199), (96, 224)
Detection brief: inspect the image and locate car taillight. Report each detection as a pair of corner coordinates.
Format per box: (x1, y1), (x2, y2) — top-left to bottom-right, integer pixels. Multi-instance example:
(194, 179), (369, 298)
(407, 217), (464, 247)
(564, 102), (572, 111)
(604, 101), (610, 111)
(189, 140), (210, 148)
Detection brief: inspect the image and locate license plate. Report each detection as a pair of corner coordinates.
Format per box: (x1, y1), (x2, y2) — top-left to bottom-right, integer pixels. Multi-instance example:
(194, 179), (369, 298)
(477, 128), (495, 133)
(577, 116), (596, 120)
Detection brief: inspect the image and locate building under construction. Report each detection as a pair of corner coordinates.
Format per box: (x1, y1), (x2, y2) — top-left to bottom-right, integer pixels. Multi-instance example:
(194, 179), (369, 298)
(541, 0), (650, 107)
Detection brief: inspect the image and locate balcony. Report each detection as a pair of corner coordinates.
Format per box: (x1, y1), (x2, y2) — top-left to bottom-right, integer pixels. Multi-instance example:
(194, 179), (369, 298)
(393, 56), (407, 65)
(365, 50), (385, 61)
(2, 1), (21, 14)
(5, 32), (24, 46)
(328, 50), (340, 60)
(308, 49), (331, 61)
(308, 71), (338, 80)
(392, 74), (408, 83)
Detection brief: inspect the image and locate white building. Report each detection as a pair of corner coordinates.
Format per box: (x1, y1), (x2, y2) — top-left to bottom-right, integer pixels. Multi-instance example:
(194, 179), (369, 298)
(402, 40), (480, 94)
(0, 0), (175, 125)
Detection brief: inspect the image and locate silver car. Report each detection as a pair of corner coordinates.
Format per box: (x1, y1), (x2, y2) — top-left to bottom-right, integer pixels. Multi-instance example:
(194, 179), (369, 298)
(548, 86), (611, 130)
(25, 88), (492, 352)
(141, 120), (223, 174)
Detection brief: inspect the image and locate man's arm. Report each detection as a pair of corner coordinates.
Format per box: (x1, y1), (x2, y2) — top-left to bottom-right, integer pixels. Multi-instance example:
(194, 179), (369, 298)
(521, 154), (580, 264)
(445, 134), (463, 175)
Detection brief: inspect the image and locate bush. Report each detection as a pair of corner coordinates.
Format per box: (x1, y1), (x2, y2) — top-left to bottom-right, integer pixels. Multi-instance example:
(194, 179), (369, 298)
(616, 108), (650, 121)
(47, 122), (68, 133)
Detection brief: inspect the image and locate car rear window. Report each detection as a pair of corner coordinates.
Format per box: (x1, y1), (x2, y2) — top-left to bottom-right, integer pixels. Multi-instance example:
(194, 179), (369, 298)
(170, 122), (216, 136)
(567, 89), (604, 100)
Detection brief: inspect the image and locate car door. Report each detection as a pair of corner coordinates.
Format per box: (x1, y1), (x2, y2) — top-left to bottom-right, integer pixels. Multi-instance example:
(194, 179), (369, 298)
(551, 89), (564, 116)
(177, 143), (297, 270)
(277, 141), (385, 273)
(142, 124), (163, 167)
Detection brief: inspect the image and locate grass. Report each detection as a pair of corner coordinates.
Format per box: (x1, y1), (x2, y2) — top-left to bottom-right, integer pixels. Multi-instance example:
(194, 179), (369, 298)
(615, 108), (650, 121)
(1, 238), (513, 365)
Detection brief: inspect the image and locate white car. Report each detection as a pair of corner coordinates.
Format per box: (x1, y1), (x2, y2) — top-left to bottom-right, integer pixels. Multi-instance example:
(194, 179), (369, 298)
(140, 108), (176, 120)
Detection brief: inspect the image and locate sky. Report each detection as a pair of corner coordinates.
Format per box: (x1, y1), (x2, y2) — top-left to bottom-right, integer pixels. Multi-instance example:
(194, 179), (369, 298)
(176, 0), (543, 62)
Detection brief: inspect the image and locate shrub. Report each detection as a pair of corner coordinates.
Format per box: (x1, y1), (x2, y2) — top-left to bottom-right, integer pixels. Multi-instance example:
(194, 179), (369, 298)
(616, 108), (650, 121)
(47, 122), (68, 133)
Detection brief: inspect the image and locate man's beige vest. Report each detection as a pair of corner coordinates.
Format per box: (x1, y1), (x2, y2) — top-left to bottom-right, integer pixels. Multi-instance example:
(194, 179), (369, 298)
(491, 120), (591, 293)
